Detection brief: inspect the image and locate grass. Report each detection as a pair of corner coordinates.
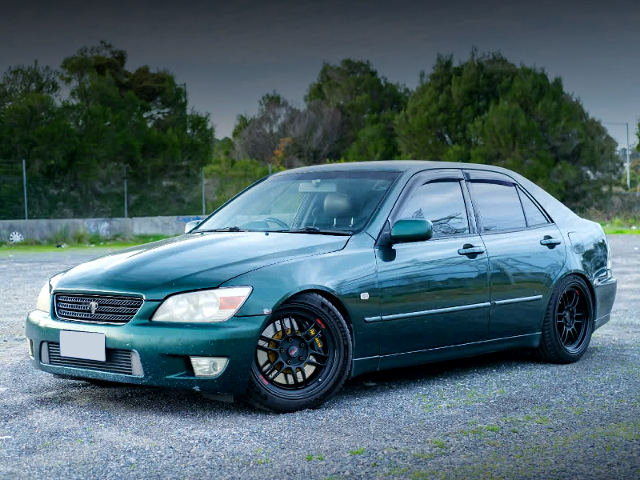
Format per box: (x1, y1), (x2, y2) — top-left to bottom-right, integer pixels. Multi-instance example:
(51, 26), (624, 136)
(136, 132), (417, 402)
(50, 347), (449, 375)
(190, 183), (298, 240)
(0, 234), (172, 254)
(432, 439), (446, 449)
(603, 227), (640, 234)
(597, 215), (640, 234)
(349, 447), (366, 455)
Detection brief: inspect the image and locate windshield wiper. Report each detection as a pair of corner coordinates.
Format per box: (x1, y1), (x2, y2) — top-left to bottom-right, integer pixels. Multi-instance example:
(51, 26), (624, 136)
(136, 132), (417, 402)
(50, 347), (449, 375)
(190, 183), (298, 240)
(196, 226), (245, 233)
(284, 227), (352, 236)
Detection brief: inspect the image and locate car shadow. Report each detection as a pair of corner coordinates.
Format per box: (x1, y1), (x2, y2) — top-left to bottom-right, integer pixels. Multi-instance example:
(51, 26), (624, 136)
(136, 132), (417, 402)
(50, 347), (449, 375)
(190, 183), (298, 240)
(339, 348), (536, 393)
(30, 348), (539, 416)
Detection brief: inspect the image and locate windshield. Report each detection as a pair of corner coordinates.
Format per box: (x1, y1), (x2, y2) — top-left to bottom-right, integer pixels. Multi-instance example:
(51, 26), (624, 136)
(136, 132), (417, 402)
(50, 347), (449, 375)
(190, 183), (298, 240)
(195, 171), (399, 235)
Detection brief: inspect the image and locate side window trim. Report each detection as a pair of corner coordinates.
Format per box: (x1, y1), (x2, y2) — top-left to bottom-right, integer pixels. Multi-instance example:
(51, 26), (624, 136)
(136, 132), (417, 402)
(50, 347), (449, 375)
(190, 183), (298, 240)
(515, 185), (553, 226)
(387, 170), (473, 240)
(463, 168), (555, 225)
(467, 180), (527, 234)
(514, 184), (530, 228)
(461, 179), (481, 234)
(388, 170), (463, 225)
(460, 179), (479, 235)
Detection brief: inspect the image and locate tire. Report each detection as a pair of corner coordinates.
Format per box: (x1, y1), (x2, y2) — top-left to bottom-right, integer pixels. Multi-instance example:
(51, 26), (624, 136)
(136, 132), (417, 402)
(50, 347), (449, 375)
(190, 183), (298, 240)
(242, 292), (352, 413)
(535, 275), (594, 363)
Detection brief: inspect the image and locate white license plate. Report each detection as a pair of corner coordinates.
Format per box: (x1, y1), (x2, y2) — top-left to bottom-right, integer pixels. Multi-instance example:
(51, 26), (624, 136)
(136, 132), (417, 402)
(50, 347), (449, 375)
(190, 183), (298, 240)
(59, 331), (106, 362)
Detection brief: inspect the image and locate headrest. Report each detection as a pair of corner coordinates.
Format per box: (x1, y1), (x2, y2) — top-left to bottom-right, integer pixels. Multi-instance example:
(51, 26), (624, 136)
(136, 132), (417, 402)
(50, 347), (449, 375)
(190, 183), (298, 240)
(323, 193), (354, 218)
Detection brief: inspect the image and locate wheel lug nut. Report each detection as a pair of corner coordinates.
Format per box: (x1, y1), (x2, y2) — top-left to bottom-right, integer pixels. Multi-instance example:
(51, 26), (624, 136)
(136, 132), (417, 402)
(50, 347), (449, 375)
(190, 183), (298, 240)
(286, 360), (291, 365)
(280, 348), (284, 353)
(300, 343), (305, 348)
(299, 356), (304, 361)
(288, 338), (293, 342)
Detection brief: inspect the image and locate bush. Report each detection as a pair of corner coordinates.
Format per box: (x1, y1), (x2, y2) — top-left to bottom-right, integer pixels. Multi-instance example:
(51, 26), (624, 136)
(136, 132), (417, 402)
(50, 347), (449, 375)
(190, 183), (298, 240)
(50, 225), (69, 245)
(205, 157), (284, 211)
(72, 228), (89, 244)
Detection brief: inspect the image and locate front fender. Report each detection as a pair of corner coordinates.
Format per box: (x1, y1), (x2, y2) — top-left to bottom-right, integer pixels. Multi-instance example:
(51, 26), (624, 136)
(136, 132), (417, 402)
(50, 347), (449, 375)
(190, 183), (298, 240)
(221, 233), (380, 359)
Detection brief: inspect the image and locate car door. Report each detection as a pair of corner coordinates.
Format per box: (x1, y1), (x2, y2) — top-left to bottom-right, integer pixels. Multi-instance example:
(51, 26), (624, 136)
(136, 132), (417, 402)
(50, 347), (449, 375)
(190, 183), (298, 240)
(464, 170), (567, 339)
(373, 170), (491, 356)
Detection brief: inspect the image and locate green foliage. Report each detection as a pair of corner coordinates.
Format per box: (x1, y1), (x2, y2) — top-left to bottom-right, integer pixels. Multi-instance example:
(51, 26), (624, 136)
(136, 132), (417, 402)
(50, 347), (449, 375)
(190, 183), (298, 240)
(0, 41), (214, 219)
(204, 156), (283, 211)
(0, 46), (626, 219)
(306, 59), (408, 157)
(345, 112), (399, 161)
(395, 50), (620, 210)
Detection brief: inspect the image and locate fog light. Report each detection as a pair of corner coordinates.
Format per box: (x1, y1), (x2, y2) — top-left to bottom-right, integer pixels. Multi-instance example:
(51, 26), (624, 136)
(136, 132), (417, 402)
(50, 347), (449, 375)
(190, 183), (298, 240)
(190, 356), (228, 378)
(27, 338), (34, 359)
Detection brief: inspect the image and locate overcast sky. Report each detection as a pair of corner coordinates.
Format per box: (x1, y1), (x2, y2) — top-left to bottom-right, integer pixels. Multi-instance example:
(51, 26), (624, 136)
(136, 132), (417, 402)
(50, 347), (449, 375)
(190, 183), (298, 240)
(1, 0), (638, 148)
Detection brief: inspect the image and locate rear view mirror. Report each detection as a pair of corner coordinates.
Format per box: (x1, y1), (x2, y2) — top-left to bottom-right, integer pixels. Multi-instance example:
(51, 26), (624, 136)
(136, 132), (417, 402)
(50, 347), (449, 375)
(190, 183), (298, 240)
(298, 181), (337, 193)
(390, 219), (433, 243)
(185, 220), (201, 233)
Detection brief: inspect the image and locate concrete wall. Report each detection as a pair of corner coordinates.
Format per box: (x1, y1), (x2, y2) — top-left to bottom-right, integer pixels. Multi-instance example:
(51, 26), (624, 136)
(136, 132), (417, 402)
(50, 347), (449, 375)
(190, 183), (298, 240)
(0, 215), (205, 242)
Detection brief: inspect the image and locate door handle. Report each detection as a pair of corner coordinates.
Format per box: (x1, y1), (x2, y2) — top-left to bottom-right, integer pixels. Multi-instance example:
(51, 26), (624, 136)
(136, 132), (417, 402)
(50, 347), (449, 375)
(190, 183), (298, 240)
(458, 244), (485, 256)
(540, 236), (562, 247)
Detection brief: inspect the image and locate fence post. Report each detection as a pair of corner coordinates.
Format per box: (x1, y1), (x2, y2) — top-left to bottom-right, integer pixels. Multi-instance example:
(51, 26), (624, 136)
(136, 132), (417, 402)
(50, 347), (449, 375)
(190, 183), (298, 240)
(201, 167), (206, 216)
(269, 163), (272, 175)
(22, 159), (28, 220)
(626, 123), (631, 191)
(124, 164), (128, 218)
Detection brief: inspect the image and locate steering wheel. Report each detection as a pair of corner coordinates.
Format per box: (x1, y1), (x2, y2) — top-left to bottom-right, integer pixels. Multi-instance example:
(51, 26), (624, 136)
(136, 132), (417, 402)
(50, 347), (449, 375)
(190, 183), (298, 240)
(260, 217), (290, 230)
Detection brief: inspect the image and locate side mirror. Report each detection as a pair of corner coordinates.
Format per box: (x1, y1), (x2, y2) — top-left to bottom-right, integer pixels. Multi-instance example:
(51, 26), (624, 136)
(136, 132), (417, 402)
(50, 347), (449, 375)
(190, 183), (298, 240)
(390, 219), (433, 244)
(185, 220), (201, 233)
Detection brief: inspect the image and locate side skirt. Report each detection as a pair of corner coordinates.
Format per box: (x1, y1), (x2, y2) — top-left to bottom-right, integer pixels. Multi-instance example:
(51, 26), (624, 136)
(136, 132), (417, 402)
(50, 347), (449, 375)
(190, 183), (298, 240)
(351, 333), (541, 378)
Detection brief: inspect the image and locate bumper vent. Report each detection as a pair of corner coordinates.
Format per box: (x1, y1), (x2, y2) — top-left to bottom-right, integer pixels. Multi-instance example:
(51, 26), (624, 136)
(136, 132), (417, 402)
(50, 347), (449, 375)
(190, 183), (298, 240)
(54, 294), (143, 324)
(47, 343), (133, 375)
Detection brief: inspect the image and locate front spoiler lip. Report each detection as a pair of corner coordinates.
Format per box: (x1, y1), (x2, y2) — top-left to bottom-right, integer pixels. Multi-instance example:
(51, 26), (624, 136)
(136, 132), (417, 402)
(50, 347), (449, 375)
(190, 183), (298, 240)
(25, 310), (267, 394)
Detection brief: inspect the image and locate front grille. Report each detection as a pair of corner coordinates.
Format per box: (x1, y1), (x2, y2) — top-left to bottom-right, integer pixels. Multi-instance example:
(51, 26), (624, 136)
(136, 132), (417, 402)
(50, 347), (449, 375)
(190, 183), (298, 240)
(48, 343), (133, 375)
(54, 294), (143, 324)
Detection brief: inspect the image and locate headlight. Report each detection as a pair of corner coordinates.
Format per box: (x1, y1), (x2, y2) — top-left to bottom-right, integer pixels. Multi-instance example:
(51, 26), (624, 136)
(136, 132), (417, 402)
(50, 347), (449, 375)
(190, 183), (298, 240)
(34, 274), (63, 314)
(151, 287), (252, 323)
(35, 282), (51, 313)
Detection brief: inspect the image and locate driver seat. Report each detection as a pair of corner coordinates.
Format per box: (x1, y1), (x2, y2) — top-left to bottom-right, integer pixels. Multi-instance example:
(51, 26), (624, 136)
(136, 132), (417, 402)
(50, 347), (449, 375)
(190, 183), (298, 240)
(317, 193), (355, 229)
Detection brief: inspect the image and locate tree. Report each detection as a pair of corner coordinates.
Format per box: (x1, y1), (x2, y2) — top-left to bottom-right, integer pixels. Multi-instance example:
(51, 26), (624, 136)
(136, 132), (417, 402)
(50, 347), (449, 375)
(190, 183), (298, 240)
(0, 62), (60, 108)
(305, 59), (408, 158)
(395, 50), (620, 208)
(0, 62), (75, 173)
(233, 93), (343, 167)
(0, 42), (214, 219)
(288, 100), (342, 164)
(60, 42), (213, 174)
(233, 92), (295, 165)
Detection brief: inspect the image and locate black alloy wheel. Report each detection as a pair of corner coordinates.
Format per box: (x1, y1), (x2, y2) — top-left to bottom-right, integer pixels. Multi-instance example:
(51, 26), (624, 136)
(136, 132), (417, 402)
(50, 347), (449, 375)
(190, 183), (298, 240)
(244, 293), (352, 412)
(555, 286), (589, 354)
(536, 275), (594, 363)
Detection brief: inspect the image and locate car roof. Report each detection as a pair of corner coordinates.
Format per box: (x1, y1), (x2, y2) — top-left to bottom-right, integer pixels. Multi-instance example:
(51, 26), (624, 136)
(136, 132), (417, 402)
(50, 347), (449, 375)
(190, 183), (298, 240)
(273, 160), (517, 176)
(273, 160), (579, 225)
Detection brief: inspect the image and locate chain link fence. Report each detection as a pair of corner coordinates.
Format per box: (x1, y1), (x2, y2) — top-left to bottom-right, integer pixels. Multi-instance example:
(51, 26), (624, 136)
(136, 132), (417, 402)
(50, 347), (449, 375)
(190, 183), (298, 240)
(0, 159), (240, 220)
(2, 158), (638, 222)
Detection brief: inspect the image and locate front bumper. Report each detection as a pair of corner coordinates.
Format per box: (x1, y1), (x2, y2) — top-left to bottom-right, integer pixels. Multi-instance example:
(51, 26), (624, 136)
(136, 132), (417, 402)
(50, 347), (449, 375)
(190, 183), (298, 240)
(25, 310), (267, 394)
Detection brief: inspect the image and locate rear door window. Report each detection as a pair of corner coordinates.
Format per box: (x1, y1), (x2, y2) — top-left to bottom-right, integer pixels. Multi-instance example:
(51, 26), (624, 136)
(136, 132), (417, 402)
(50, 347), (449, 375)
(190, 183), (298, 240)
(517, 187), (549, 226)
(470, 181), (526, 232)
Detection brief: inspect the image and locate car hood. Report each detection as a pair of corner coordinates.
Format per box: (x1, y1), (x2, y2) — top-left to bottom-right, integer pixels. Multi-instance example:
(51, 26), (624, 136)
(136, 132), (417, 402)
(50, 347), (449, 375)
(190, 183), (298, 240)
(54, 232), (349, 299)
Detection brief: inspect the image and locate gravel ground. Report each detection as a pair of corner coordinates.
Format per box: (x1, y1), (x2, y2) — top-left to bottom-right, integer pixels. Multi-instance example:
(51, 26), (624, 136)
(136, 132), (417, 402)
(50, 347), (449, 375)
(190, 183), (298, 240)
(1, 237), (639, 479)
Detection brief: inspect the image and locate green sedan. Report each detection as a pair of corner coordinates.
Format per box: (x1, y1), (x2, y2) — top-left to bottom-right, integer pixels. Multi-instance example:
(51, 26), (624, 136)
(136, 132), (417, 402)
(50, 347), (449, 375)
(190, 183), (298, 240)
(25, 161), (617, 412)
